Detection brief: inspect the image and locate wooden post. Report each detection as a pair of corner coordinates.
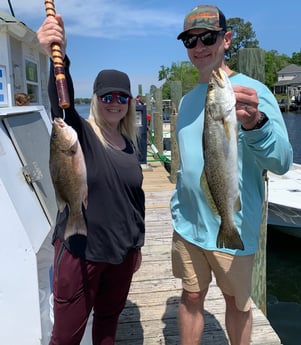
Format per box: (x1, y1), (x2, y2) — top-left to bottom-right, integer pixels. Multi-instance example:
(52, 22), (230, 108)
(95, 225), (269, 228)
(153, 111), (163, 155)
(237, 48), (265, 83)
(152, 89), (163, 153)
(169, 81), (181, 183)
(238, 48), (267, 314)
(251, 172), (268, 315)
(170, 109), (178, 184)
(170, 81), (182, 111)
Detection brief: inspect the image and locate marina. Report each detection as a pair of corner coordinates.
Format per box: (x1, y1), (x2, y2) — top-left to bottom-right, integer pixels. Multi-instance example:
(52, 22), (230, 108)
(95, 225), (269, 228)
(0, 5), (300, 344)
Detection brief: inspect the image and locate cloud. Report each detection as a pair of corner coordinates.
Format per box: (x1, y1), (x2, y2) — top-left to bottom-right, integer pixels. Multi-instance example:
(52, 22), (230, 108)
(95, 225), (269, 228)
(6, 0), (181, 38)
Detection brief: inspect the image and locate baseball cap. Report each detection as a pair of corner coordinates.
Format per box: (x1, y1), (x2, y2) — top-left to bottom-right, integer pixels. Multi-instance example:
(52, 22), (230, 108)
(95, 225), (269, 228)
(93, 69), (132, 97)
(177, 5), (227, 40)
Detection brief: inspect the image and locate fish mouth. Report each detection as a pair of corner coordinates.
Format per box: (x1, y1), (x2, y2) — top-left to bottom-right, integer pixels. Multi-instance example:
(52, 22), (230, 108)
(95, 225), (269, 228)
(211, 68), (226, 87)
(53, 117), (67, 128)
(52, 118), (78, 147)
(212, 68), (224, 79)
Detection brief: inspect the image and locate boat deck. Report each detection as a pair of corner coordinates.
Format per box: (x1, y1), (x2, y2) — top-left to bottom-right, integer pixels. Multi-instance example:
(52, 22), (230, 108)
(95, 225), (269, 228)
(115, 162), (282, 344)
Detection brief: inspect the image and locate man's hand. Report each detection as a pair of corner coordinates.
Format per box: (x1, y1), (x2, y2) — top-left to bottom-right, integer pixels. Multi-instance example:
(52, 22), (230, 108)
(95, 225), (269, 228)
(233, 85), (261, 130)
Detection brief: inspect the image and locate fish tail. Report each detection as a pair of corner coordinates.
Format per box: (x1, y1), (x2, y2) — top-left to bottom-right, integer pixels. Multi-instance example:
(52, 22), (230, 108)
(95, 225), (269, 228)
(216, 225), (244, 250)
(64, 212), (88, 240)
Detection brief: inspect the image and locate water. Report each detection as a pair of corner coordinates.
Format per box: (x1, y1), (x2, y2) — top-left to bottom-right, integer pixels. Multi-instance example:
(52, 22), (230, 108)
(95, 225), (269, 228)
(282, 112), (301, 164)
(75, 103), (90, 119)
(267, 112), (301, 345)
(76, 103), (301, 343)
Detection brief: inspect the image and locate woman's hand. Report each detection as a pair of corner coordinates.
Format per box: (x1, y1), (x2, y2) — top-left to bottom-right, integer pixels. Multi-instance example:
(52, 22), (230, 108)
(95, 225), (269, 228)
(37, 14), (67, 58)
(133, 249), (142, 273)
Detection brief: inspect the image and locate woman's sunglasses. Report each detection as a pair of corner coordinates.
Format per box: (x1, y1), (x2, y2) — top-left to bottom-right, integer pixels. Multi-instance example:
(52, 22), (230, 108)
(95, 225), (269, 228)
(182, 31), (224, 49)
(98, 93), (130, 105)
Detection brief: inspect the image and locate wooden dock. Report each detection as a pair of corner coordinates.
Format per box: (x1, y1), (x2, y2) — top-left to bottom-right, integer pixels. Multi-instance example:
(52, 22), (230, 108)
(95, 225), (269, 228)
(115, 162), (282, 345)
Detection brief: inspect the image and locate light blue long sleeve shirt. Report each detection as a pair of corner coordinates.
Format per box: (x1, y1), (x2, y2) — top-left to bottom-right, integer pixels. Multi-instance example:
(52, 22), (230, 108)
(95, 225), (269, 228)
(170, 72), (293, 255)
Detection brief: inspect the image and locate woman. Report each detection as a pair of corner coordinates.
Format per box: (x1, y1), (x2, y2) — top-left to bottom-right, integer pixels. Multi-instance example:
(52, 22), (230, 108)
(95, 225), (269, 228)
(37, 14), (145, 345)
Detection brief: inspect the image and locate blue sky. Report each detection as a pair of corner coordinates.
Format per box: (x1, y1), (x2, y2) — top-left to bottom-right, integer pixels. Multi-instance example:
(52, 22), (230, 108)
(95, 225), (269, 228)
(2, 0), (300, 98)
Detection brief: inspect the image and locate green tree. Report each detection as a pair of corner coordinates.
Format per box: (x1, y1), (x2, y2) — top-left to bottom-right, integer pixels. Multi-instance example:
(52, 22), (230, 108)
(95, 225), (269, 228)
(226, 17), (259, 70)
(290, 51), (301, 65)
(264, 50), (290, 90)
(159, 61), (198, 99)
(158, 65), (170, 82)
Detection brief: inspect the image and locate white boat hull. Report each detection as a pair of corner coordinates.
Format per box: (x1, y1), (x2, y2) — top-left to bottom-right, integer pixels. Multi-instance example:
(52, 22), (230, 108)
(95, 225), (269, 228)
(268, 163), (301, 237)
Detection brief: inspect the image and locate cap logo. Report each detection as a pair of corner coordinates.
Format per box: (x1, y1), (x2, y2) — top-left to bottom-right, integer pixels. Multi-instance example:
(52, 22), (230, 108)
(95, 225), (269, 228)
(188, 12), (217, 22)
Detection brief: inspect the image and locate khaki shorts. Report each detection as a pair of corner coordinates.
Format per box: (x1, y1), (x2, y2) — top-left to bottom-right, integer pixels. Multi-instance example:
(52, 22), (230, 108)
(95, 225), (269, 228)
(171, 231), (254, 311)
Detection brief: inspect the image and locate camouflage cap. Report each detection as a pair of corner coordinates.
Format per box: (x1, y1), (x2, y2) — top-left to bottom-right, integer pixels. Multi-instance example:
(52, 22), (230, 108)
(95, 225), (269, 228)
(177, 5), (227, 40)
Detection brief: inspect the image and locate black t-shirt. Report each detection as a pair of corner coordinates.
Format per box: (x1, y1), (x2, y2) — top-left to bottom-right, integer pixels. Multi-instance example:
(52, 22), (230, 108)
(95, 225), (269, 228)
(49, 57), (145, 263)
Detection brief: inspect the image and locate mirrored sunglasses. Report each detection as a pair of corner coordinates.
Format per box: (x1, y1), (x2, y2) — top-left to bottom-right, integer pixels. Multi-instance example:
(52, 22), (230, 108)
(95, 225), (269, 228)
(98, 93), (130, 105)
(182, 31), (224, 49)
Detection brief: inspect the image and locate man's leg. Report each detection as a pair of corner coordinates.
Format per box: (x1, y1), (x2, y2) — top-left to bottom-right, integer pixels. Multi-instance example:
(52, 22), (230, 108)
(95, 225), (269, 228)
(178, 288), (208, 345)
(207, 251), (254, 345)
(171, 232), (212, 345)
(223, 293), (252, 345)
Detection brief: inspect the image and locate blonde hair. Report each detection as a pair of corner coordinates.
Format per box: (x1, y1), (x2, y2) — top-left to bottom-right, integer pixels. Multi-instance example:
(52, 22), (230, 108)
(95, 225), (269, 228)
(87, 94), (139, 150)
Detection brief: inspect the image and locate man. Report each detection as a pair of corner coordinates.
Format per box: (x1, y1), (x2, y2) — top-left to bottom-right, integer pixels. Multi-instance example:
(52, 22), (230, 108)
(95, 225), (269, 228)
(170, 5), (293, 345)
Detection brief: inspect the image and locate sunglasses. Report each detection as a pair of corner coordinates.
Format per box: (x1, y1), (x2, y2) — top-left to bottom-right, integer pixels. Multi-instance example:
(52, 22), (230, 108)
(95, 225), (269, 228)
(98, 93), (130, 105)
(182, 31), (224, 49)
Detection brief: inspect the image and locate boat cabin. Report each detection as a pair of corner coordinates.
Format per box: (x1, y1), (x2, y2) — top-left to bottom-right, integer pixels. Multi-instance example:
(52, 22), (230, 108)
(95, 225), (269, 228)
(0, 9), (60, 345)
(0, 9), (50, 111)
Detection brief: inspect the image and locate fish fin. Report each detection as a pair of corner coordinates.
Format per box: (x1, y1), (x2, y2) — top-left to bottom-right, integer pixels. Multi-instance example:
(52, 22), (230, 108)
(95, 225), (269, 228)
(64, 212), (88, 240)
(234, 196), (241, 212)
(200, 170), (219, 215)
(216, 224), (244, 250)
(83, 197), (88, 210)
(223, 119), (232, 141)
(56, 197), (66, 213)
(83, 184), (88, 209)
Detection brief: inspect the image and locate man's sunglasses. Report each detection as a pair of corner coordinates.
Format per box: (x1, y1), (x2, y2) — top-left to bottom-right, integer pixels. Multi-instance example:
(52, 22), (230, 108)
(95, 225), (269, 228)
(98, 93), (130, 105)
(182, 31), (224, 49)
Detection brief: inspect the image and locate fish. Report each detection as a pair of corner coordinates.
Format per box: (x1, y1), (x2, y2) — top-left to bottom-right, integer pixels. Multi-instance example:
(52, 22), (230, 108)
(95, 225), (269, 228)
(201, 68), (244, 250)
(50, 117), (88, 240)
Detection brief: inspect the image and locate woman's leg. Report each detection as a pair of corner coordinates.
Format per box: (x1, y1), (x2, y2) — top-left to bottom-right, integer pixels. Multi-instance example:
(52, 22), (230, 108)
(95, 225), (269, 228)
(92, 250), (138, 345)
(49, 239), (98, 345)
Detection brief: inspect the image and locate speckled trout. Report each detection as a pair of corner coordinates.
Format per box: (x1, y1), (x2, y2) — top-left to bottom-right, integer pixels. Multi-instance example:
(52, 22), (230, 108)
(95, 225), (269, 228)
(201, 68), (244, 250)
(50, 117), (88, 240)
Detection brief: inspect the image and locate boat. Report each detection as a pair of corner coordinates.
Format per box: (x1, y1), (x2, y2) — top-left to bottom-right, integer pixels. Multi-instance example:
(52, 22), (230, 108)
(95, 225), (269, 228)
(278, 99), (299, 112)
(1, 8), (55, 345)
(268, 163), (301, 237)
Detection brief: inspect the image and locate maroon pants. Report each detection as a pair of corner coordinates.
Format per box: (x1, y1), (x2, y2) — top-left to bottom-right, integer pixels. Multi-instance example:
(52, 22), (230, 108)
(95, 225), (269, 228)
(49, 239), (138, 345)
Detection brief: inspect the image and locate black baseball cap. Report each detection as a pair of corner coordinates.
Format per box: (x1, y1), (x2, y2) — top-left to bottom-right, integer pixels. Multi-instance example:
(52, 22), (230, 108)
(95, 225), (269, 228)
(93, 69), (132, 97)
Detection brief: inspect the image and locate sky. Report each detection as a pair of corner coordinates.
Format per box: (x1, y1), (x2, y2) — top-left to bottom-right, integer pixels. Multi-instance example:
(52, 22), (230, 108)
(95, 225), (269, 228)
(2, 0), (300, 98)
